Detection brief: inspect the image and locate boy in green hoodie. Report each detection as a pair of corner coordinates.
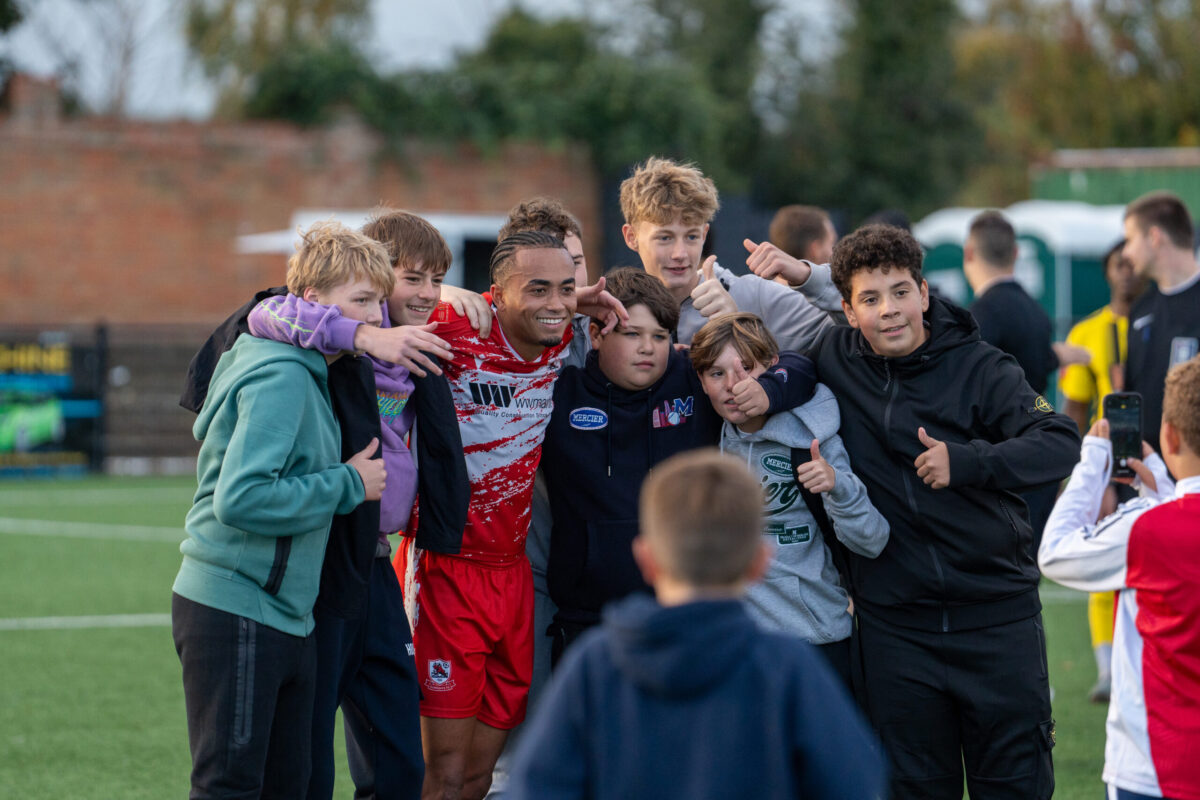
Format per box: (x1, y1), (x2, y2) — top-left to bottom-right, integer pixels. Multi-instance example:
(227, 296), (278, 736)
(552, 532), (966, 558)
(171, 221), (389, 798)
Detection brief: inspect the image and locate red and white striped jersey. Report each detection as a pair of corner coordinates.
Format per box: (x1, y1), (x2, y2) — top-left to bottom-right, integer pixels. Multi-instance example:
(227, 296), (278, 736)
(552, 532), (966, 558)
(1041, 438), (1200, 799)
(431, 299), (569, 565)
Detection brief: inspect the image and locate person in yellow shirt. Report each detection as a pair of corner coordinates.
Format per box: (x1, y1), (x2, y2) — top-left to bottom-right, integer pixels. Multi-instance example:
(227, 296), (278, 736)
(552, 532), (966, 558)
(1060, 239), (1147, 703)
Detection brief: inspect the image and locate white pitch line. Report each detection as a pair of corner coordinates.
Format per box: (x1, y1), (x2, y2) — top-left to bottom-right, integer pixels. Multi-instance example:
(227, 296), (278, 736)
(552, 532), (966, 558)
(0, 613), (171, 631)
(0, 517), (184, 543)
(0, 487), (194, 506)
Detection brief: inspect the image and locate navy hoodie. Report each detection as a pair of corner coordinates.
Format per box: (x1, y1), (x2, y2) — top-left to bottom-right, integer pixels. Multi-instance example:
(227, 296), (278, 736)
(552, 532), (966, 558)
(508, 595), (887, 799)
(540, 349), (817, 627)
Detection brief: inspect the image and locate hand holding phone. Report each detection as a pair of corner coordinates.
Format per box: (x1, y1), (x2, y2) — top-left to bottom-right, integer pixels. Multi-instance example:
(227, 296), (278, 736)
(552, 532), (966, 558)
(1102, 392), (1142, 479)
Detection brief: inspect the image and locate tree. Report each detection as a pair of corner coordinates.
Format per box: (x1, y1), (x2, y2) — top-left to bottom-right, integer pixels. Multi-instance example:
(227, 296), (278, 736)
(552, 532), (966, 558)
(184, 0), (369, 116)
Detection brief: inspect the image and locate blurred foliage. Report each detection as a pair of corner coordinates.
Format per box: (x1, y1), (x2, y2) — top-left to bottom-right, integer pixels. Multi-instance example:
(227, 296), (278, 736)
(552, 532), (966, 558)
(0, 0), (21, 33)
(211, 0), (1200, 221)
(184, 0), (369, 116)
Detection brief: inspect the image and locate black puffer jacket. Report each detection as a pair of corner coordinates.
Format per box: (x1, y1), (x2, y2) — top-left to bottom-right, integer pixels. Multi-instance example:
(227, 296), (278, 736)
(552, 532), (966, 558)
(807, 295), (1081, 632)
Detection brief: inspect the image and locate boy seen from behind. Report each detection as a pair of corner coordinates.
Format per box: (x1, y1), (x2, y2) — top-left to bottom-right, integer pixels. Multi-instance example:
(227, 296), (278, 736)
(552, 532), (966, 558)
(172, 222), (388, 798)
(508, 449), (886, 800)
(1040, 356), (1200, 800)
(690, 312), (888, 686)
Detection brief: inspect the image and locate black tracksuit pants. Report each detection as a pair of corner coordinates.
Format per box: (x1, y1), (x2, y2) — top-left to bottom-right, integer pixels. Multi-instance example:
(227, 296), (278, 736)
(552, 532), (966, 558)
(856, 610), (1055, 800)
(173, 593), (317, 800)
(308, 556), (423, 800)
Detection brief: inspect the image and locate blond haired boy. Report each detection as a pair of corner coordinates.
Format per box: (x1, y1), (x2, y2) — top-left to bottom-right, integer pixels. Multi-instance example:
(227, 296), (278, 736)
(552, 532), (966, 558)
(172, 221), (389, 798)
(620, 156), (840, 348)
(509, 449), (886, 799)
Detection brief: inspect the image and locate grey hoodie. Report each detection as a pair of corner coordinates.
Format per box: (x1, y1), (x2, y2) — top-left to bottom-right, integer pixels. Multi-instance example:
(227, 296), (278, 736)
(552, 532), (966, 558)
(719, 384), (889, 643)
(676, 263), (841, 349)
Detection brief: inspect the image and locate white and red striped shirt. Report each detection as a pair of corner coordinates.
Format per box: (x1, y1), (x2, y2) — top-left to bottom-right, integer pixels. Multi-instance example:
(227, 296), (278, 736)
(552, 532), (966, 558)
(1040, 437), (1200, 799)
(430, 299), (569, 565)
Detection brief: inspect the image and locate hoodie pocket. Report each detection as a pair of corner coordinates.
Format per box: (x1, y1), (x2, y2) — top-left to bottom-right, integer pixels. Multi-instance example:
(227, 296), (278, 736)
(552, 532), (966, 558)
(998, 498), (1022, 566)
(580, 519), (646, 605)
(262, 536), (292, 597)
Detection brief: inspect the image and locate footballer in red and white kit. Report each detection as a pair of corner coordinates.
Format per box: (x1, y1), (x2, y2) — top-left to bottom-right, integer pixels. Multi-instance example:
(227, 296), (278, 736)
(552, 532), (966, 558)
(1040, 435), (1200, 800)
(399, 295), (569, 727)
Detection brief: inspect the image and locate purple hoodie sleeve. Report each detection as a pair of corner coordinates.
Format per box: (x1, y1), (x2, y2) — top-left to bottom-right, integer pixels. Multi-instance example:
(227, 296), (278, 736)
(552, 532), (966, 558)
(247, 293), (362, 355)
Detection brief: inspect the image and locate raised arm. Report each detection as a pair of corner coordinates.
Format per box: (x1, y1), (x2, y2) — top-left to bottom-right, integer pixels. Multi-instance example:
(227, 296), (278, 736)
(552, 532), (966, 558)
(247, 293), (358, 355)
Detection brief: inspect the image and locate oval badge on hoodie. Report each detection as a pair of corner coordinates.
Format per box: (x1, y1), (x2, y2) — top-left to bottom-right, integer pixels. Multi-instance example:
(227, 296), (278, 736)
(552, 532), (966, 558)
(761, 453), (794, 478)
(569, 407), (608, 431)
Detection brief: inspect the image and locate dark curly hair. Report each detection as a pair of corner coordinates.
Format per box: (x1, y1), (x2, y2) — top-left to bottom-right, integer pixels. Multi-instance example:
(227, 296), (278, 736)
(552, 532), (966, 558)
(831, 224), (925, 302)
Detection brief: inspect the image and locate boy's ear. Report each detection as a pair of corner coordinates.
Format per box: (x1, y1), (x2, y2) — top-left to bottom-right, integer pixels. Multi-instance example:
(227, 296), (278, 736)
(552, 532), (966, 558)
(919, 279), (930, 312)
(632, 536), (659, 585)
(588, 320), (604, 350)
(842, 298), (859, 329)
(746, 540), (772, 585)
(302, 287), (320, 303)
(621, 223), (640, 251)
(1161, 420), (1183, 458)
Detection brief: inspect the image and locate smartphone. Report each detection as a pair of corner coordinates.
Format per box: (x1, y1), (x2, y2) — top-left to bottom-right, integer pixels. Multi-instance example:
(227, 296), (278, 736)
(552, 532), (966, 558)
(1103, 392), (1142, 479)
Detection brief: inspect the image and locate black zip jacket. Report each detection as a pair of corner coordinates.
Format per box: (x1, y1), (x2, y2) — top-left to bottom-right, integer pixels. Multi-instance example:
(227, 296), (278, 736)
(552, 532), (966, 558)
(807, 295), (1081, 632)
(179, 288), (468, 619)
(541, 348), (817, 627)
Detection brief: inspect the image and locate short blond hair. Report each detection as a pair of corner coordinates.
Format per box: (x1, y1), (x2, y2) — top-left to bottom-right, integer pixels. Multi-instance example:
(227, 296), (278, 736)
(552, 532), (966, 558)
(639, 449), (763, 588)
(619, 156), (720, 227)
(1164, 355), (1200, 455)
(285, 221), (395, 298)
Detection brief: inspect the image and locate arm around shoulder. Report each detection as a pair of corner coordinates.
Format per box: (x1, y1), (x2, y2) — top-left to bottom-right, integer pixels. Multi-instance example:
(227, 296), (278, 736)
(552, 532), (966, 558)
(248, 293), (359, 355)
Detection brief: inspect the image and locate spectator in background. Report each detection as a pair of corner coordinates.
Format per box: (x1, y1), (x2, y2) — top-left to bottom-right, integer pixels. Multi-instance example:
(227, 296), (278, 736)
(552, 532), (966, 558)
(1122, 190), (1200, 456)
(767, 205), (837, 285)
(1060, 238), (1148, 704)
(963, 210), (1090, 547)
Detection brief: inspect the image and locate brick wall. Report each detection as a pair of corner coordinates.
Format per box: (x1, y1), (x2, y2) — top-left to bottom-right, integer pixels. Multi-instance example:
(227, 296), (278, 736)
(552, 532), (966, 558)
(0, 78), (601, 466)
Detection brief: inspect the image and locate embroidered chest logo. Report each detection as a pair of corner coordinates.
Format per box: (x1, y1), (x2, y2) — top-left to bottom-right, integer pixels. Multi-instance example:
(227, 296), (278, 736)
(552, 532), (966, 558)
(569, 407), (608, 430)
(651, 396), (693, 429)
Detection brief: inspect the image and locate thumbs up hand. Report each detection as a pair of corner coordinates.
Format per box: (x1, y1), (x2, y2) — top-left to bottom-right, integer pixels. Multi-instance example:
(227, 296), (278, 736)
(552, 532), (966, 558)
(690, 255), (738, 318)
(744, 238), (812, 285)
(731, 361), (770, 418)
(914, 427), (950, 489)
(796, 439), (836, 493)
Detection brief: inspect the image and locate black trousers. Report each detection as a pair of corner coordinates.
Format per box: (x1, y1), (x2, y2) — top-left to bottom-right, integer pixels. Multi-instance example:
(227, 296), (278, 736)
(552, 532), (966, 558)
(172, 593), (317, 800)
(856, 611), (1055, 800)
(309, 556), (423, 800)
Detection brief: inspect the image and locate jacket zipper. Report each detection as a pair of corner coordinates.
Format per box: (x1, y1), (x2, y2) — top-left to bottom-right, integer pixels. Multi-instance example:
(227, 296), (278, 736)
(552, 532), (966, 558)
(264, 536), (292, 596)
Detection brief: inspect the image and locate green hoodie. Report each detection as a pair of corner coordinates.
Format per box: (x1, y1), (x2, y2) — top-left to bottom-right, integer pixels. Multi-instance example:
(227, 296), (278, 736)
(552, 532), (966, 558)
(173, 336), (364, 636)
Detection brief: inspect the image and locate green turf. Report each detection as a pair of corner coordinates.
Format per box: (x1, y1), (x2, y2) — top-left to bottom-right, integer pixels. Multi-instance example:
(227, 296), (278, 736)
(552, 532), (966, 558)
(0, 476), (1107, 796)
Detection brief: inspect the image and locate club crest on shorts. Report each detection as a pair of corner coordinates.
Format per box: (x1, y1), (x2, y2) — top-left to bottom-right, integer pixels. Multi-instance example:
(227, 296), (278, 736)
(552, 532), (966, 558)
(425, 659), (456, 691)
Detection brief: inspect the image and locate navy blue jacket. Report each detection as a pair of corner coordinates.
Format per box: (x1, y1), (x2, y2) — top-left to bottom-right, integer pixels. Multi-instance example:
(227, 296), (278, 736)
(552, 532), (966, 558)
(508, 596), (887, 800)
(541, 349), (816, 627)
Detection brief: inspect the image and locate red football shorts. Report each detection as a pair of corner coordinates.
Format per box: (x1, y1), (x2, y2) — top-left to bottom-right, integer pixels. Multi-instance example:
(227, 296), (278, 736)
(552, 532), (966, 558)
(396, 546), (534, 730)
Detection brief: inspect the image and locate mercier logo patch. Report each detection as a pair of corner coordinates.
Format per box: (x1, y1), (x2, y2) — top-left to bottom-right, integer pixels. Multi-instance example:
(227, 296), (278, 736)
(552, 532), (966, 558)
(425, 659), (455, 692)
(569, 407), (608, 430)
(761, 453), (794, 478)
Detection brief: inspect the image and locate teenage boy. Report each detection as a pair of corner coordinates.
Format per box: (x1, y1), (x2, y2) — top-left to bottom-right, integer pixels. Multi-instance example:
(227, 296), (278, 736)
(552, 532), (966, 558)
(1040, 356), (1200, 800)
(395, 231), (623, 800)
(792, 224), (1081, 799)
(171, 221), (388, 798)
(1121, 191), (1200, 455)
(540, 269), (816, 660)
(243, 209), (469, 800)
(770, 204), (838, 265)
(619, 156), (840, 347)
(690, 312), (888, 686)
(508, 449), (887, 800)
(1061, 238), (1148, 704)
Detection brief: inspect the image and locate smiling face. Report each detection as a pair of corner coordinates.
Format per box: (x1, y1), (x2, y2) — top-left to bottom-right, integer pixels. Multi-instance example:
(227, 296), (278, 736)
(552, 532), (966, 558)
(842, 267), (930, 358)
(305, 277), (386, 327)
(698, 343), (771, 429)
(388, 261), (443, 326)
(590, 303), (672, 391)
(622, 216), (709, 303)
(492, 246), (577, 361)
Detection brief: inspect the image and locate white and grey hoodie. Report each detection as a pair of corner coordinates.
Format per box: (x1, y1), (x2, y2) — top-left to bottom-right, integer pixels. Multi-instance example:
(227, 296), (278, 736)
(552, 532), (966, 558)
(719, 384), (889, 644)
